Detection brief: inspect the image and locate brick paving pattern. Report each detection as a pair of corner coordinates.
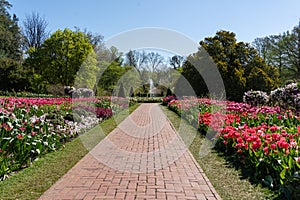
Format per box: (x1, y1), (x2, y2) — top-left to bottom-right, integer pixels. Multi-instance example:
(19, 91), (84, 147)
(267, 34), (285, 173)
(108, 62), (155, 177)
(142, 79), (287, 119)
(39, 103), (221, 200)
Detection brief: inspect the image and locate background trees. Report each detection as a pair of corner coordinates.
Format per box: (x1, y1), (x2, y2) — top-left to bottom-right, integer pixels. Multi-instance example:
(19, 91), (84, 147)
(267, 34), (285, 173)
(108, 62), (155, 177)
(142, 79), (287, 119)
(252, 20), (300, 83)
(286, 22), (300, 80)
(97, 59), (127, 95)
(74, 50), (98, 90)
(22, 12), (49, 52)
(125, 50), (148, 84)
(146, 52), (164, 73)
(1, 0), (298, 99)
(169, 55), (184, 70)
(0, 0), (22, 60)
(0, 0), (26, 92)
(32, 28), (93, 86)
(180, 30), (279, 101)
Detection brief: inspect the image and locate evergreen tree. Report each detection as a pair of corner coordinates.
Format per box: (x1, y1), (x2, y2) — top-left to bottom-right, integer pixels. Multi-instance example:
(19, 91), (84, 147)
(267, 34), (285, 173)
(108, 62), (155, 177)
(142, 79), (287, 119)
(0, 0), (22, 60)
(118, 82), (125, 97)
(129, 86), (134, 97)
(166, 88), (172, 96)
(252, 20), (300, 82)
(181, 30), (279, 101)
(0, 0), (28, 92)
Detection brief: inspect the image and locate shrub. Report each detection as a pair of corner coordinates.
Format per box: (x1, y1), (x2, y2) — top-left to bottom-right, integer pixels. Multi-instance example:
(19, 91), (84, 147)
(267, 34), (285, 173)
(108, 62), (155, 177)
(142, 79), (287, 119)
(118, 83), (126, 98)
(129, 87), (134, 97)
(46, 85), (65, 96)
(95, 107), (113, 119)
(162, 95), (177, 106)
(243, 90), (269, 106)
(72, 88), (94, 98)
(270, 83), (299, 110)
(166, 88), (172, 96)
(64, 113), (82, 123)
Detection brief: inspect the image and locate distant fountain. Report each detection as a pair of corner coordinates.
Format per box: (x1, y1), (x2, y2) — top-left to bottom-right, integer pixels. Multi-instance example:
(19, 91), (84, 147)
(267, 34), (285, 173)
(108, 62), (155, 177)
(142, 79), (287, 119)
(149, 79), (155, 97)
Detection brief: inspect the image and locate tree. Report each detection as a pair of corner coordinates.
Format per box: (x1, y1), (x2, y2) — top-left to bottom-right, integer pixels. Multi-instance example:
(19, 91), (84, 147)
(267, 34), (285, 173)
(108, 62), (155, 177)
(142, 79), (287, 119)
(118, 82), (125, 97)
(269, 34), (289, 77)
(126, 50), (147, 68)
(118, 66), (142, 96)
(252, 20), (300, 82)
(198, 30), (279, 101)
(169, 55), (185, 69)
(98, 60), (126, 95)
(252, 34), (289, 80)
(252, 37), (272, 64)
(107, 46), (121, 62)
(177, 51), (210, 97)
(155, 64), (181, 92)
(125, 50), (148, 83)
(285, 22), (300, 80)
(74, 50), (98, 89)
(146, 52), (164, 72)
(74, 27), (121, 65)
(129, 86), (134, 97)
(22, 12), (49, 52)
(0, 0), (27, 92)
(0, 58), (30, 92)
(166, 88), (172, 96)
(33, 28), (93, 86)
(74, 27), (105, 51)
(0, 0), (22, 60)
(21, 12), (49, 92)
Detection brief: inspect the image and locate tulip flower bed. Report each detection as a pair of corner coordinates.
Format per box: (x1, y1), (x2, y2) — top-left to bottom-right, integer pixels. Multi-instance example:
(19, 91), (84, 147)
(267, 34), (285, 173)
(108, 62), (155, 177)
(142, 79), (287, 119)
(0, 97), (130, 179)
(163, 96), (300, 198)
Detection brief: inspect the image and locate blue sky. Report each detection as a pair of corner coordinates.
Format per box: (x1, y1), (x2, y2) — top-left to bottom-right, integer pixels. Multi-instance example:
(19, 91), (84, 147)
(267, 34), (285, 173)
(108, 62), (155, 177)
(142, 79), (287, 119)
(9, 0), (300, 44)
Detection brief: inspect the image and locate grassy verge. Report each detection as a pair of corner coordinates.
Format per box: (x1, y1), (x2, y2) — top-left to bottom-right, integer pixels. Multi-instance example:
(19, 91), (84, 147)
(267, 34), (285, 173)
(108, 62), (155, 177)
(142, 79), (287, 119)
(161, 105), (277, 200)
(0, 104), (140, 200)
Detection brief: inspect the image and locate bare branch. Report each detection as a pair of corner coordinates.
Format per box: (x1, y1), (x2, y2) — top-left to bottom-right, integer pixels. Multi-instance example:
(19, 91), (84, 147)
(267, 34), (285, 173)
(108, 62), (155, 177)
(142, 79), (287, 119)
(22, 12), (49, 51)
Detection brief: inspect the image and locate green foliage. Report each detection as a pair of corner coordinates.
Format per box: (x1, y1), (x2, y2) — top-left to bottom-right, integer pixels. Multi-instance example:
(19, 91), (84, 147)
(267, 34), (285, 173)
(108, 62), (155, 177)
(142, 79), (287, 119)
(166, 88), (172, 96)
(253, 20), (300, 83)
(130, 97), (163, 103)
(97, 60), (127, 95)
(0, 58), (30, 92)
(0, 0), (22, 60)
(0, 91), (56, 98)
(118, 67), (142, 96)
(177, 47), (225, 98)
(0, 0), (27, 92)
(177, 58), (208, 97)
(74, 50), (98, 89)
(118, 82), (126, 97)
(28, 28), (93, 86)
(198, 30), (279, 101)
(129, 86), (134, 97)
(28, 73), (47, 94)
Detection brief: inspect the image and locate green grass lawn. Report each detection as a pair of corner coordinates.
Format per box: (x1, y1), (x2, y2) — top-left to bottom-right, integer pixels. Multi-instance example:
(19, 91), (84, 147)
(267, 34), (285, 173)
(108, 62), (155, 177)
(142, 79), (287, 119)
(160, 105), (278, 200)
(0, 104), (140, 200)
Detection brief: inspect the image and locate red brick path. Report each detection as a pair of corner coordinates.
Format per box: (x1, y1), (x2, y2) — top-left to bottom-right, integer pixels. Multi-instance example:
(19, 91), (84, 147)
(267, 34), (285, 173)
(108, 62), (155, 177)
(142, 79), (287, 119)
(39, 104), (221, 200)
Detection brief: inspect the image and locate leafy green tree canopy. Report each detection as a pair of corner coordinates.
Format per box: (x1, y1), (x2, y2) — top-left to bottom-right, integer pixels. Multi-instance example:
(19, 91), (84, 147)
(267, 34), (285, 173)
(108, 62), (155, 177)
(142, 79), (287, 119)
(0, 0), (22, 60)
(36, 28), (93, 86)
(74, 50), (98, 90)
(252, 20), (300, 83)
(118, 82), (125, 97)
(0, 0), (28, 92)
(185, 30), (280, 101)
